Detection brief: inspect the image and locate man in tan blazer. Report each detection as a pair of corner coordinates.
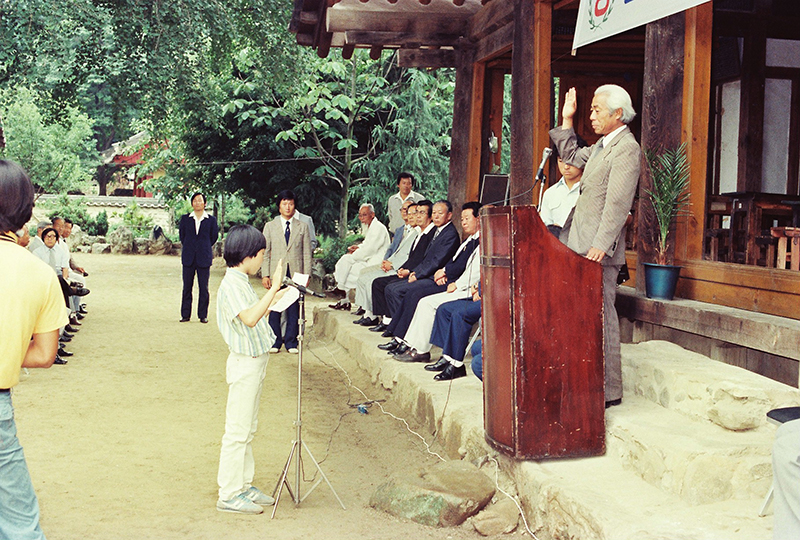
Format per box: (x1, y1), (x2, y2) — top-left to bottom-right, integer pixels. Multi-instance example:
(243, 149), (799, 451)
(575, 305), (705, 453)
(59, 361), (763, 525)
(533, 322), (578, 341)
(260, 189), (313, 353)
(549, 84), (641, 408)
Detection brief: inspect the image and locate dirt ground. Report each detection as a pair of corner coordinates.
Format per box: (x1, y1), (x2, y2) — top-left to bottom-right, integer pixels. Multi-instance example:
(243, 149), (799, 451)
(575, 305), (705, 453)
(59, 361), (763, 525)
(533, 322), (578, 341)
(12, 253), (505, 540)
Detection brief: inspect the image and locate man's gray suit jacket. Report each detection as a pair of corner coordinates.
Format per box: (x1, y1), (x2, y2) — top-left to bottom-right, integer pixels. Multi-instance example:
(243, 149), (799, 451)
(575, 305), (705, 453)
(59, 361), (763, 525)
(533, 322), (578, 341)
(549, 126), (641, 267)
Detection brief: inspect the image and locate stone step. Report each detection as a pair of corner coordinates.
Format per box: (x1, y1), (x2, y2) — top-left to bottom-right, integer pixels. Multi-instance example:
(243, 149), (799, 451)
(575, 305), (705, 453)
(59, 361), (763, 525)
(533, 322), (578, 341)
(314, 308), (775, 539)
(622, 340), (800, 432)
(607, 395), (772, 505)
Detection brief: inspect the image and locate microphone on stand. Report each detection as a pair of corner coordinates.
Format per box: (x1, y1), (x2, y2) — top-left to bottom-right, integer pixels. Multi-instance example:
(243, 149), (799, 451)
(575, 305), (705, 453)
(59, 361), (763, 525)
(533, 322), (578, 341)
(535, 147), (553, 208)
(535, 147), (553, 182)
(283, 276), (325, 298)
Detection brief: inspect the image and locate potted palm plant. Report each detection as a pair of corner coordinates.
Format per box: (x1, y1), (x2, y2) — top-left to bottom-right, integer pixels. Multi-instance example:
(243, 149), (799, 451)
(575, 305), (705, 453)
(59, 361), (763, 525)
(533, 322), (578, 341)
(643, 143), (691, 300)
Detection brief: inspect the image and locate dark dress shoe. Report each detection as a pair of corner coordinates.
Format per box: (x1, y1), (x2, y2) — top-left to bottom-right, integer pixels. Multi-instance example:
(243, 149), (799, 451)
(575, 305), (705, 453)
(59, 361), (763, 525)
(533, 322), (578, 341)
(79, 306), (88, 314)
(71, 287), (90, 297)
(392, 343), (409, 355)
(377, 340), (399, 351)
(369, 322), (388, 333)
(58, 347), (73, 357)
(53, 356), (68, 365)
(180, 318), (190, 322)
(359, 317), (380, 327)
(200, 318), (208, 324)
(424, 358), (450, 372)
(68, 318), (81, 326)
(353, 317), (367, 325)
(76, 313), (85, 320)
(353, 307), (365, 316)
(381, 330), (394, 338)
(65, 325), (79, 333)
(605, 398), (622, 409)
(434, 364), (467, 381)
(395, 350), (431, 363)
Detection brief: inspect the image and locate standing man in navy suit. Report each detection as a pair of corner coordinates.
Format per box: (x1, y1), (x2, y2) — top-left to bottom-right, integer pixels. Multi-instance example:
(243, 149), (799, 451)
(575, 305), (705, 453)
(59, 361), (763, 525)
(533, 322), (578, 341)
(179, 192), (220, 323)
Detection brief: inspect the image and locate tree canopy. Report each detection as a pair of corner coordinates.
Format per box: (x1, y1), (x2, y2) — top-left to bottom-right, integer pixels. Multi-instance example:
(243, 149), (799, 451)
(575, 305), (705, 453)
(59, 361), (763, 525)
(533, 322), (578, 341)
(0, 1), (456, 238)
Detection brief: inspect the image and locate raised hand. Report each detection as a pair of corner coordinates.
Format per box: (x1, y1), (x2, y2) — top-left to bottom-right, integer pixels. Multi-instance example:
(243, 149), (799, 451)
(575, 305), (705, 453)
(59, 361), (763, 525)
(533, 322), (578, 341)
(562, 87), (577, 128)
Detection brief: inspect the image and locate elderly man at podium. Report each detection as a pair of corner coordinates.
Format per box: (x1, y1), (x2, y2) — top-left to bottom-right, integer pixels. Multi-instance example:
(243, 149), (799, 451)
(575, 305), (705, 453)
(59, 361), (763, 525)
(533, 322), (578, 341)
(549, 84), (641, 408)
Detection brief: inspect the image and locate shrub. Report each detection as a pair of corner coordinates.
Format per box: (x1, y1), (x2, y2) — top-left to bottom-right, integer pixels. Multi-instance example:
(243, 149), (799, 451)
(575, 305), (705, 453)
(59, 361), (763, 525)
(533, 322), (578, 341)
(317, 233), (363, 274)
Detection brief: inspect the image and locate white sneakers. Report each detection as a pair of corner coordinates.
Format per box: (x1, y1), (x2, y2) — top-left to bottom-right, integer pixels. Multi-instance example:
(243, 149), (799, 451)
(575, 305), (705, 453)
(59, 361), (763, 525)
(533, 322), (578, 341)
(287, 348), (299, 354)
(217, 486), (275, 514)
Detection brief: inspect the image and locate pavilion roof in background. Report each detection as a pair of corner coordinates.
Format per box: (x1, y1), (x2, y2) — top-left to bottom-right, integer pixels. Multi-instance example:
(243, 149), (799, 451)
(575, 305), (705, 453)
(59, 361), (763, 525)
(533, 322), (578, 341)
(290, 0), (501, 67)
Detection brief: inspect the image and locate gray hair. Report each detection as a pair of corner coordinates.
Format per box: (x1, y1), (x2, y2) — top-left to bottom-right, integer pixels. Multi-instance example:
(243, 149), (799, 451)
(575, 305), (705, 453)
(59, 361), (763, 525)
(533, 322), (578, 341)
(595, 84), (636, 124)
(37, 220), (52, 230)
(359, 203), (375, 214)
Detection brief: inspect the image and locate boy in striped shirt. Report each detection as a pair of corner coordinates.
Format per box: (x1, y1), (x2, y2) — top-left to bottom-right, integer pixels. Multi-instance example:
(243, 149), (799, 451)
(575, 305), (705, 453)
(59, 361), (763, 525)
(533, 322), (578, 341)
(216, 225), (285, 514)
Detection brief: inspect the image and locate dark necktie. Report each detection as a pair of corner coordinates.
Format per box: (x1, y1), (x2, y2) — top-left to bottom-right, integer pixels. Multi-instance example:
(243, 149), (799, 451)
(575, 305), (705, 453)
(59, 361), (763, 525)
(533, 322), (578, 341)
(285, 221), (290, 244)
(433, 228), (440, 242)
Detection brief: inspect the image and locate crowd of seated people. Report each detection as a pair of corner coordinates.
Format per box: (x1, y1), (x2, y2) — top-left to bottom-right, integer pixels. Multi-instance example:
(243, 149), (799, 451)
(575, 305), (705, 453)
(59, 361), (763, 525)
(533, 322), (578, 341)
(332, 153), (585, 383)
(26, 217), (90, 364)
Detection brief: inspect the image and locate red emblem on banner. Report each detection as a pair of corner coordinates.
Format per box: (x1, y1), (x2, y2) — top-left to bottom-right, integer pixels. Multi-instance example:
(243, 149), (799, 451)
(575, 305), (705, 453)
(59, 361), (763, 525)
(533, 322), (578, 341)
(594, 0), (610, 16)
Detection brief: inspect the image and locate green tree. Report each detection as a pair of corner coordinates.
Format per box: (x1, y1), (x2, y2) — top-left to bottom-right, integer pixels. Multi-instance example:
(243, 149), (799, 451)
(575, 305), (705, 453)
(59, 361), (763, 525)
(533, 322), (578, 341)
(0, 86), (96, 195)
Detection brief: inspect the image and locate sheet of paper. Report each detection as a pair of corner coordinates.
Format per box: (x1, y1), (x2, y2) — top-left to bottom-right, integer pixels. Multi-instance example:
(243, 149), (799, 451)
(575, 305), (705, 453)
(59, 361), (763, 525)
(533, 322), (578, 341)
(269, 272), (309, 312)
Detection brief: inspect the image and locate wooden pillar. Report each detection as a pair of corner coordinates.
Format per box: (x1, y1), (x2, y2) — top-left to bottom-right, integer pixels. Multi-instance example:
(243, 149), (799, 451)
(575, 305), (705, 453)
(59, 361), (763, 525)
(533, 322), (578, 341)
(635, 12), (685, 293)
(509, 0), (551, 205)
(677, 2), (713, 264)
(738, 22), (766, 192)
(448, 47), (479, 214)
(481, 69), (506, 180)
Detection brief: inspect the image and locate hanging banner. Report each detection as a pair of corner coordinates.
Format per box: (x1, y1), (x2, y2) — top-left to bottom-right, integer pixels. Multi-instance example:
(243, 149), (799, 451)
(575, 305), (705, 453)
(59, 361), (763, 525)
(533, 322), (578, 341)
(572, 0), (710, 51)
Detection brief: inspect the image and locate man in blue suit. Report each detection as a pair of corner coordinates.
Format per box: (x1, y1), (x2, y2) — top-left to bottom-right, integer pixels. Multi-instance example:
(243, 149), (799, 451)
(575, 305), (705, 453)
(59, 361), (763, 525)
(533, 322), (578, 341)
(179, 192), (220, 323)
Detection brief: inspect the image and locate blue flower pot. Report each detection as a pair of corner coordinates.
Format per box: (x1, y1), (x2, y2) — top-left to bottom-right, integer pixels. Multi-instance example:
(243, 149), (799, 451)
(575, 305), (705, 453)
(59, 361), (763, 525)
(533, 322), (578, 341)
(643, 263), (682, 300)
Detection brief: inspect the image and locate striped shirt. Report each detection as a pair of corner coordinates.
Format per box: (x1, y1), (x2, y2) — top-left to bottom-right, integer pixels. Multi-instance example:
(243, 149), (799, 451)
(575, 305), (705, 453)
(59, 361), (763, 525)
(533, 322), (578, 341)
(216, 268), (275, 356)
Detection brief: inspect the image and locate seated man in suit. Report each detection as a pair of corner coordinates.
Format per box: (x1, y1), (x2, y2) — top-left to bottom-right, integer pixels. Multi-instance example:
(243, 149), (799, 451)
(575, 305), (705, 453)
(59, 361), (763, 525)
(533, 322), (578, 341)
(352, 200), (419, 326)
(368, 200), (435, 332)
(260, 189), (313, 354)
(381, 202), (481, 357)
(330, 203), (390, 310)
(371, 200), (459, 337)
(424, 286), (482, 380)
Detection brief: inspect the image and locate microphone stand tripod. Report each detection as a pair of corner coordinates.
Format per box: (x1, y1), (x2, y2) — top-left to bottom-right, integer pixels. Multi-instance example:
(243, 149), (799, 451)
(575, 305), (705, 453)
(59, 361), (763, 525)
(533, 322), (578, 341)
(271, 287), (345, 518)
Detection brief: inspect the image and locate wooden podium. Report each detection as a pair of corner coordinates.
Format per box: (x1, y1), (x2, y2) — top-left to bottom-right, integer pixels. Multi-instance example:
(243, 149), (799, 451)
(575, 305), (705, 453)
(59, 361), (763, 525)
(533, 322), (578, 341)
(480, 205), (605, 459)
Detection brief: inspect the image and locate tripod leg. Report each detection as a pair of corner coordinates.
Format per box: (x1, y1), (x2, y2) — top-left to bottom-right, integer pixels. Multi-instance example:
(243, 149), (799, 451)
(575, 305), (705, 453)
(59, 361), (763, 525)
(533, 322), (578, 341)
(271, 440), (300, 518)
(300, 440), (346, 510)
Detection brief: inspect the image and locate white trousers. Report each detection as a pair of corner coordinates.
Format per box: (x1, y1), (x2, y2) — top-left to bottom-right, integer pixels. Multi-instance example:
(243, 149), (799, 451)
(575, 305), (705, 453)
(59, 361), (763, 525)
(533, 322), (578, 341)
(334, 254), (370, 291)
(217, 351), (269, 501)
(773, 419), (800, 540)
(354, 265), (390, 311)
(404, 290), (471, 353)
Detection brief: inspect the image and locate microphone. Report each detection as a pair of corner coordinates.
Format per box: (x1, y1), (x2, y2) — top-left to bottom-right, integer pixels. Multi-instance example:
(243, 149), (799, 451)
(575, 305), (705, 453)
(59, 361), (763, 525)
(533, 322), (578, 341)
(535, 147), (553, 181)
(282, 276), (325, 298)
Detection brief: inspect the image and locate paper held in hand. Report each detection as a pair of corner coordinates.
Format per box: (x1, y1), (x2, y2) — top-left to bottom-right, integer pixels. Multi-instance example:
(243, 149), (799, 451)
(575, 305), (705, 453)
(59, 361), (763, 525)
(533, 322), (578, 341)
(269, 272), (309, 312)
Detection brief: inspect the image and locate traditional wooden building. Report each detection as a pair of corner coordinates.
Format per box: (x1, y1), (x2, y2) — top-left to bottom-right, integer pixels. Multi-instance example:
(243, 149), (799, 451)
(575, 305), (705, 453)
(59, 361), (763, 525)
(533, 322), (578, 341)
(289, 0), (800, 385)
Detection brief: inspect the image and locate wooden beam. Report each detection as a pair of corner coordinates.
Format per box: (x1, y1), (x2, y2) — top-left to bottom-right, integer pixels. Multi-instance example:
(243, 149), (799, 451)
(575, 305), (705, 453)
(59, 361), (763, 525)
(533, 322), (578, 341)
(298, 10), (319, 25)
(344, 31), (459, 48)
(465, 59), (486, 204)
(677, 2), (713, 264)
(509, 0), (551, 205)
(327, 11), (468, 36)
(397, 49), (457, 68)
(738, 24), (767, 192)
(342, 43), (355, 59)
(636, 11), (685, 291)
(448, 49), (479, 212)
(474, 20), (513, 63)
(482, 69), (506, 178)
(468, 0), (515, 42)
